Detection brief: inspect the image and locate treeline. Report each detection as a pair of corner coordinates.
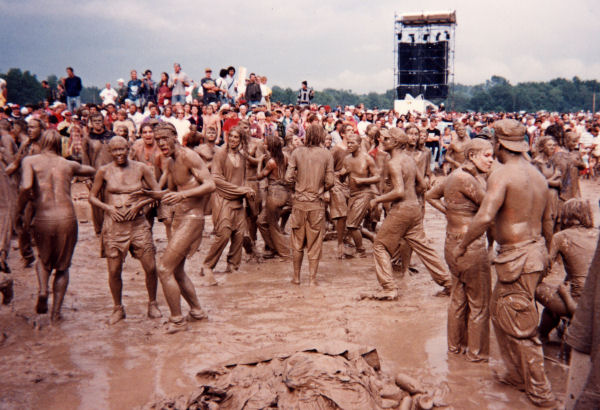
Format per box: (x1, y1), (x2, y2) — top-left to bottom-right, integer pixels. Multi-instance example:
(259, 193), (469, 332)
(2, 68), (599, 113)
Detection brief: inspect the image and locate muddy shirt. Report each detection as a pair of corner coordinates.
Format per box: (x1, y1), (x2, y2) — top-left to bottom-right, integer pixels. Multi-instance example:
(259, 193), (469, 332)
(285, 146), (334, 208)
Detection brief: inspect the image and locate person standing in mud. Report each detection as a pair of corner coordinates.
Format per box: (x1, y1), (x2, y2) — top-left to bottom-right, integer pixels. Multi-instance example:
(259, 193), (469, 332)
(453, 119), (557, 407)
(535, 198), (598, 341)
(340, 134), (379, 258)
(240, 119), (265, 261)
(552, 131), (584, 204)
(202, 127), (255, 278)
(6, 118), (46, 267)
(82, 113), (114, 235)
(0, 120), (17, 274)
(365, 128), (451, 300)
(18, 130), (95, 322)
(256, 135), (291, 258)
(444, 121), (470, 172)
(142, 123), (216, 333)
(330, 124), (351, 259)
(88, 136), (162, 325)
(285, 124), (334, 285)
(426, 138), (494, 362)
(532, 136), (561, 235)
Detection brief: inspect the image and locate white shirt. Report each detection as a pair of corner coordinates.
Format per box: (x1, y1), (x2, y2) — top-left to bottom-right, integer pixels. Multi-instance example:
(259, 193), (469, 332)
(170, 118), (191, 143)
(99, 88), (118, 105)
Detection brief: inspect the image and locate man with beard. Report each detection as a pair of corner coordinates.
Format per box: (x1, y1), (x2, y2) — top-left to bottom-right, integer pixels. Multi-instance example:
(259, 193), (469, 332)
(453, 119), (556, 407)
(426, 138), (494, 362)
(19, 130), (95, 322)
(89, 136), (162, 325)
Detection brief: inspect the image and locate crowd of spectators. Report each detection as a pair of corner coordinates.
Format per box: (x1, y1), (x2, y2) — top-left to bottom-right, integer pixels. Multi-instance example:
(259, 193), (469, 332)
(2, 64), (600, 178)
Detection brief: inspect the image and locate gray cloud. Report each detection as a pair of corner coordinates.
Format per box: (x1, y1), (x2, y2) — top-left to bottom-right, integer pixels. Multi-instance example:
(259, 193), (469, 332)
(1, 0), (599, 93)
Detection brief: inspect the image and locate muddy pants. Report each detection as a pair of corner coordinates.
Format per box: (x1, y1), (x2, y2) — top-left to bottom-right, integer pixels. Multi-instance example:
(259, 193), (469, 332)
(492, 238), (555, 406)
(290, 202), (325, 262)
(374, 202), (450, 291)
(203, 198), (246, 270)
(444, 232), (490, 361)
(257, 184), (290, 257)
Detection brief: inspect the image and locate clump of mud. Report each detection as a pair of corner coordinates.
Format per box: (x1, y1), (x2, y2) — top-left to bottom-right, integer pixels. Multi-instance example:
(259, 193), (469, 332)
(143, 341), (448, 410)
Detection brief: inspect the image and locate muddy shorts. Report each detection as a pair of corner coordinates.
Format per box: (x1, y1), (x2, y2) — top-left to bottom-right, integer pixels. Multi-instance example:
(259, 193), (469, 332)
(32, 217), (78, 271)
(101, 215), (155, 259)
(157, 202), (175, 222)
(346, 191), (373, 229)
(329, 180), (349, 219)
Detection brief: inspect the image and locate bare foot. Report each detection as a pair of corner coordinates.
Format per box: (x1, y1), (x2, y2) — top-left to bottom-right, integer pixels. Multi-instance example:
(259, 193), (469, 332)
(187, 308), (208, 321)
(50, 311), (63, 323)
(35, 294), (48, 314)
(360, 289), (399, 301)
(108, 305), (126, 325)
(165, 319), (188, 334)
(201, 266), (218, 286)
(434, 287), (451, 297)
(147, 301), (162, 319)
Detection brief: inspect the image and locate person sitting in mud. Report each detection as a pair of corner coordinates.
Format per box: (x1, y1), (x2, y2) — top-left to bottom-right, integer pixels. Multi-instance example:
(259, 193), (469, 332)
(426, 138), (494, 362)
(339, 133), (379, 258)
(19, 130), (95, 322)
(88, 136), (162, 325)
(365, 128), (451, 300)
(536, 198), (598, 341)
(141, 123), (216, 333)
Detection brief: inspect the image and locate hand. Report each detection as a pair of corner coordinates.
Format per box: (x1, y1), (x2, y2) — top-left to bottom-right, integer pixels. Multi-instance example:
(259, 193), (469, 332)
(453, 244), (467, 260)
(139, 189), (165, 200)
(558, 282), (570, 297)
(369, 198), (378, 210)
(163, 191), (184, 205)
(244, 187), (255, 200)
(107, 206), (125, 222)
(123, 204), (142, 221)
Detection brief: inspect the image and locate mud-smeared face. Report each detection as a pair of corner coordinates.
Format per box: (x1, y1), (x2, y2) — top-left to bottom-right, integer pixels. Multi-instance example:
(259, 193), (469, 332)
(567, 134), (580, 151)
(27, 121), (42, 140)
(155, 132), (175, 157)
(346, 135), (360, 154)
(110, 142), (129, 166)
(229, 132), (241, 151)
(543, 139), (556, 157)
(406, 127), (419, 147)
(471, 148), (494, 173)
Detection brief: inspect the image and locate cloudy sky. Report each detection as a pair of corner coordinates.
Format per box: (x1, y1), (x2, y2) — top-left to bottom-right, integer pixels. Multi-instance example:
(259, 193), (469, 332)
(1, 0), (599, 93)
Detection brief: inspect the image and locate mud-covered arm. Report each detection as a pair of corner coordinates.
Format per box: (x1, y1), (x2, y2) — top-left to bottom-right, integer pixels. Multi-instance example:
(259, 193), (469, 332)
(71, 161), (96, 177)
(444, 144), (460, 168)
(212, 150), (252, 199)
(324, 152), (334, 191)
(372, 160), (404, 205)
(542, 190), (554, 250)
(425, 178), (446, 215)
(284, 151), (297, 185)
(352, 156), (380, 186)
(16, 157), (34, 216)
(456, 171), (506, 256)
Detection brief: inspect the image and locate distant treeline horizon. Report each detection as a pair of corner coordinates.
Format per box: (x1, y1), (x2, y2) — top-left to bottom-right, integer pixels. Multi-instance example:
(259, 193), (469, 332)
(2, 68), (599, 113)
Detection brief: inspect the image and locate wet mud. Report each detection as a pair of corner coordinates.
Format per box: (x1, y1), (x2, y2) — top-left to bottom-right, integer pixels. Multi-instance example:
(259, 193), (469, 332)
(1, 180), (598, 409)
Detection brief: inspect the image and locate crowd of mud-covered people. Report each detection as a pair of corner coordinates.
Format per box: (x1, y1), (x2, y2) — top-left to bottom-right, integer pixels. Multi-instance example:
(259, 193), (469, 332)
(0, 65), (599, 408)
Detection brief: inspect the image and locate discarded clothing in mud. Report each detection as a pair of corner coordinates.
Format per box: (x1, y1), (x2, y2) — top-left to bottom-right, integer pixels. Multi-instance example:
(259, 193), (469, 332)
(144, 341), (446, 410)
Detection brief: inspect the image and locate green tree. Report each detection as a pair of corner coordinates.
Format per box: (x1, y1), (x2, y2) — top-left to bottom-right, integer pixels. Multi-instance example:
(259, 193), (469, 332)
(0, 68), (44, 105)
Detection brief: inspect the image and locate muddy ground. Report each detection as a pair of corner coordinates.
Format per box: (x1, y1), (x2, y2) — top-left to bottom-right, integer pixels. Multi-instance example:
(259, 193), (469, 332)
(0, 180), (598, 410)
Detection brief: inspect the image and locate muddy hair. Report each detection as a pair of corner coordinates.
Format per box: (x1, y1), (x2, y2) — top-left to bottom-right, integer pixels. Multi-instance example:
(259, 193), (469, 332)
(108, 135), (129, 150)
(28, 117), (46, 131)
(389, 127), (408, 148)
(305, 124), (324, 147)
(266, 135), (285, 175)
(561, 198), (594, 229)
(464, 138), (493, 161)
(365, 124), (380, 145)
(228, 126), (248, 150)
(404, 123), (419, 135)
(40, 129), (62, 155)
(544, 124), (565, 147)
(534, 135), (556, 157)
(154, 122), (178, 140)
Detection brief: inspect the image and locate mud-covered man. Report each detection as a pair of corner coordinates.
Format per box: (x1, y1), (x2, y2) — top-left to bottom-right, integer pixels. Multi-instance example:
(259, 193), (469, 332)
(365, 128), (450, 300)
(285, 124), (334, 285)
(426, 138), (494, 362)
(453, 119), (557, 407)
(89, 136), (162, 325)
(144, 123), (216, 333)
(340, 133), (379, 258)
